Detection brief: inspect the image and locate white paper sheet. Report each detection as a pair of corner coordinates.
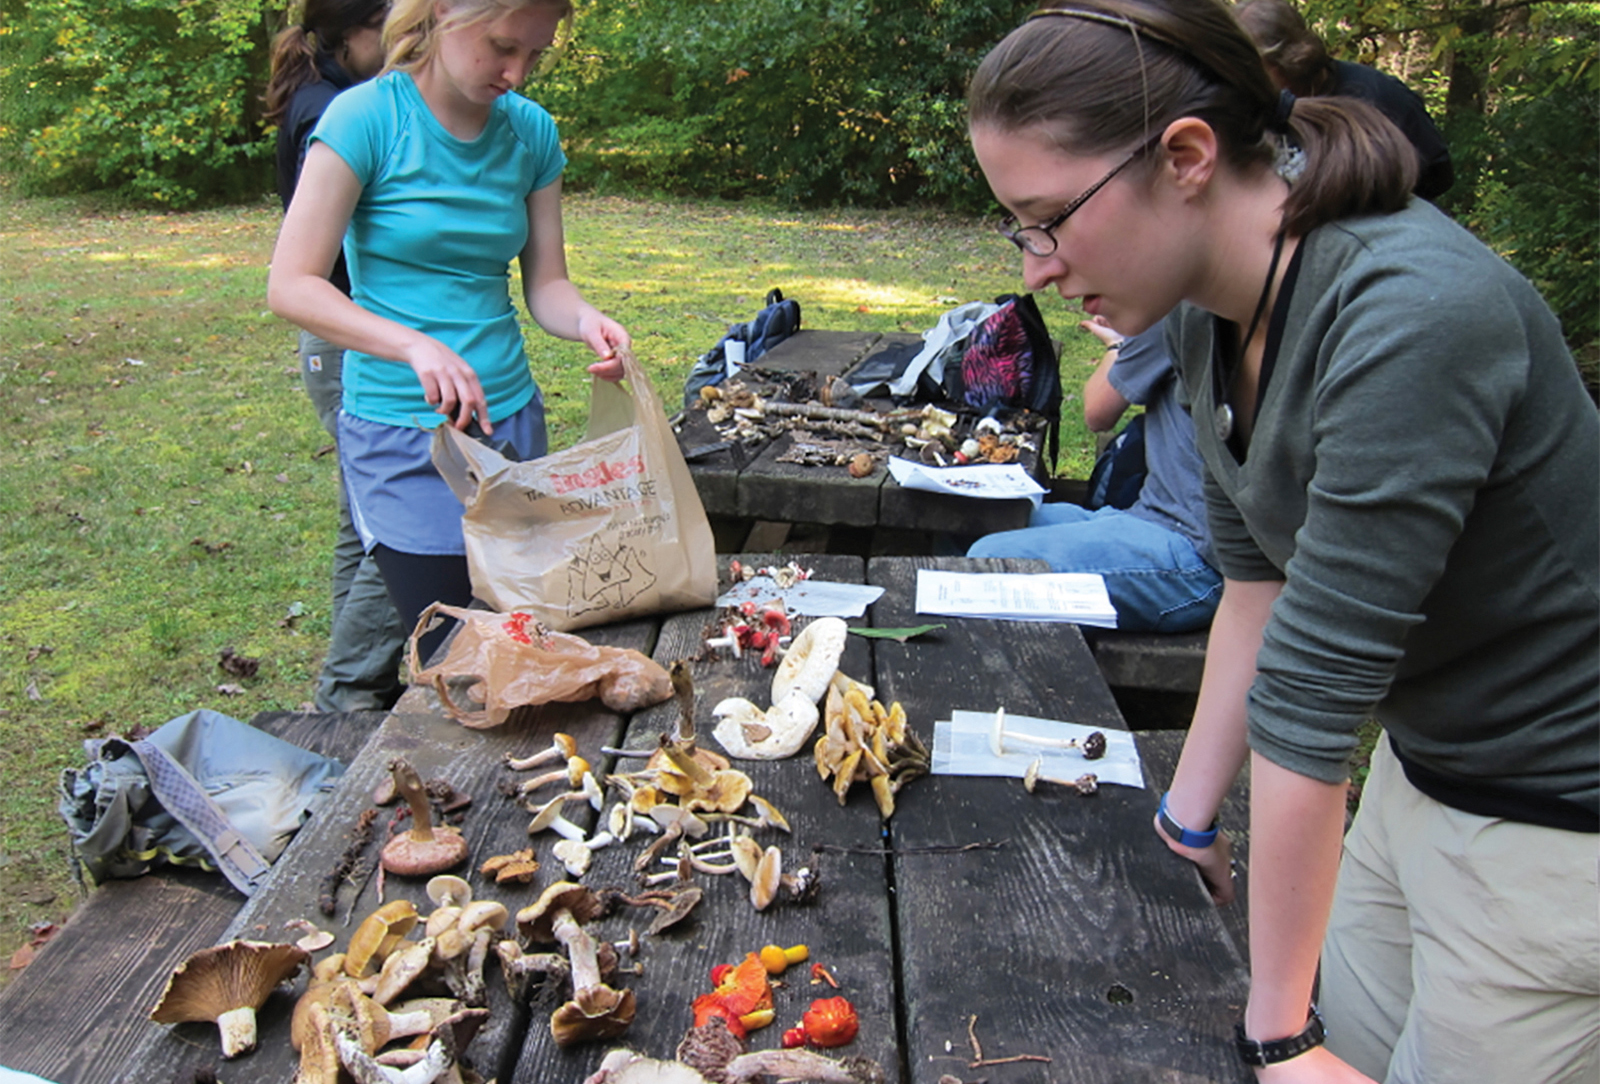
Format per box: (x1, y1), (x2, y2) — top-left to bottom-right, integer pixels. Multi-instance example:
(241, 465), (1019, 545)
(887, 456), (1047, 505)
(716, 576), (885, 618)
(915, 569), (1117, 627)
(932, 709), (1144, 789)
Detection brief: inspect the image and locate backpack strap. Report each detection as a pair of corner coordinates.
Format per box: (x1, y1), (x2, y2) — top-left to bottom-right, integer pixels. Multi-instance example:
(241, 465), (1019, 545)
(126, 739), (272, 895)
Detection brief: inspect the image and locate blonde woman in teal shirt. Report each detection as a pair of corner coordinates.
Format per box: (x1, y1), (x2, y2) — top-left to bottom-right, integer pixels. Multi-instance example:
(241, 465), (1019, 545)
(268, 0), (628, 658)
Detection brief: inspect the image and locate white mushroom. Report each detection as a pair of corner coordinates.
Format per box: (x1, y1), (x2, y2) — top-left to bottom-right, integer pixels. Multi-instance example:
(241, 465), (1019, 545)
(504, 732), (577, 771)
(750, 846), (783, 911)
(771, 617), (849, 705)
(528, 793), (588, 840)
(552, 838), (593, 877)
(710, 691), (820, 760)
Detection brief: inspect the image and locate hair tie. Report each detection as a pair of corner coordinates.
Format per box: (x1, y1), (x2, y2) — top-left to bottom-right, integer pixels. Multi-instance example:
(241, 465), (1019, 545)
(1270, 88), (1297, 133)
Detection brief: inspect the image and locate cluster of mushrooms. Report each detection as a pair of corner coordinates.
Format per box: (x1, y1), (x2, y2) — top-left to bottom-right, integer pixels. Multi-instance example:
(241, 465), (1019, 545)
(810, 675), (928, 819)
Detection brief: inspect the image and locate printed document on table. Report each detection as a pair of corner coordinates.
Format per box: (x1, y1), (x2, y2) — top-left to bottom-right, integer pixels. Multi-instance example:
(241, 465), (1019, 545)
(916, 569), (1117, 627)
(887, 456), (1046, 506)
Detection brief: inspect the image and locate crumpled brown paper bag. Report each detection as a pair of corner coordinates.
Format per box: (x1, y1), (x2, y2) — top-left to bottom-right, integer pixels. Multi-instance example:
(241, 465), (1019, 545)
(408, 603), (673, 727)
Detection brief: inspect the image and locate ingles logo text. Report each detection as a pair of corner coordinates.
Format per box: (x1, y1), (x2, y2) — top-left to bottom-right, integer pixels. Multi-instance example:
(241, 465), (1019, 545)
(548, 456), (646, 495)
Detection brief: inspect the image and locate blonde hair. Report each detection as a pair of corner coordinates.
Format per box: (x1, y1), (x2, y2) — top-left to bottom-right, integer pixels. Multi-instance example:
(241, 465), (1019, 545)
(383, 0), (573, 75)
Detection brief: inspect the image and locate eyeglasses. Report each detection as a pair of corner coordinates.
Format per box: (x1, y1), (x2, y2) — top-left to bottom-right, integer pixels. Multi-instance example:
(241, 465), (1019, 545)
(995, 132), (1162, 257)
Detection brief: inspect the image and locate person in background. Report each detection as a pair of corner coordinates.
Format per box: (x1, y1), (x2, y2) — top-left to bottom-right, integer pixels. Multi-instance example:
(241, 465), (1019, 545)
(1236, 0), (1454, 200)
(264, 0), (409, 712)
(968, 315), (1221, 633)
(968, 0), (1597, 1080)
(266, 0), (629, 663)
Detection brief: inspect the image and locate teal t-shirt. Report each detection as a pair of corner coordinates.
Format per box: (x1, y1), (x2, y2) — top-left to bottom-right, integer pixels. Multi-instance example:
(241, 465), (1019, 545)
(311, 71), (566, 426)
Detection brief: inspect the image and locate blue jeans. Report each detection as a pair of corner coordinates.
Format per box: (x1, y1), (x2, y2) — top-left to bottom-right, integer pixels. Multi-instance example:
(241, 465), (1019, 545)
(967, 504), (1221, 632)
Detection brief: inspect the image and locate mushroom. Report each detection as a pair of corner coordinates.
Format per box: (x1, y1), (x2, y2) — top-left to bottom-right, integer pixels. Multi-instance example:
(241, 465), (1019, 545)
(711, 692), (820, 760)
(381, 759), (469, 877)
(516, 882), (636, 1046)
(149, 939), (310, 1058)
(496, 940), (571, 1002)
(425, 875), (472, 909)
(988, 707), (1106, 759)
(370, 936), (436, 1006)
(285, 918), (337, 954)
(480, 848), (540, 885)
(771, 617), (849, 705)
(345, 900), (420, 979)
(505, 732), (577, 771)
(518, 754), (592, 796)
(750, 846), (783, 911)
(528, 792), (588, 840)
(436, 901), (507, 1005)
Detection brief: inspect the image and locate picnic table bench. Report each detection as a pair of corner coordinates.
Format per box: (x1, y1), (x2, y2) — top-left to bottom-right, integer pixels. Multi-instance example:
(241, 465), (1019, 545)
(0, 556), (1250, 1084)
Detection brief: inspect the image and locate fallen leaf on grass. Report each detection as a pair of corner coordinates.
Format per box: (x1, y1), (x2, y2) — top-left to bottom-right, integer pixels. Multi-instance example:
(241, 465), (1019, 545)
(280, 601), (306, 629)
(216, 683), (246, 696)
(845, 624), (947, 642)
(9, 944), (35, 970)
(25, 644), (52, 663)
(218, 647), (260, 679)
(25, 680), (42, 701)
(191, 537), (231, 556)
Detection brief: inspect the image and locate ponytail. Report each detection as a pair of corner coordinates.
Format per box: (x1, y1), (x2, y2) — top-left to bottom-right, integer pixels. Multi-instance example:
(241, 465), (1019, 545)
(263, 25), (319, 126)
(1280, 96), (1416, 235)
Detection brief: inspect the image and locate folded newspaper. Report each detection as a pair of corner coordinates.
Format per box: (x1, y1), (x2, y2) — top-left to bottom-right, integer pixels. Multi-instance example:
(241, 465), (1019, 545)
(916, 568), (1116, 627)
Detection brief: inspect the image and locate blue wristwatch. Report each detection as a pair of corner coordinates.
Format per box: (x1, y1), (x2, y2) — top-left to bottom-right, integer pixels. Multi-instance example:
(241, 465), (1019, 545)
(1157, 791), (1219, 848)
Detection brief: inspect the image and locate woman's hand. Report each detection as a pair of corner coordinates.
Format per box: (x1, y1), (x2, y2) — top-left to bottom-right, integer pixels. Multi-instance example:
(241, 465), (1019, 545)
(579, 311), (632, 382)
(407, 338), (490, 433)
(1153, 812), (1237, 905)
(1254, 1046), (1377, 1083)
(1079, 315), (1127, 351)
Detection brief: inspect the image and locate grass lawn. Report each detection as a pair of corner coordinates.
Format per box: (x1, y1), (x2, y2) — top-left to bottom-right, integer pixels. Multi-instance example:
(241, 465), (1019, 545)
(0, 181), (1106, 980)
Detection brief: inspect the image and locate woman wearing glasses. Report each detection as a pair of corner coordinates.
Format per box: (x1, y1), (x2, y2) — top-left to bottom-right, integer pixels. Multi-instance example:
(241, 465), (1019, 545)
(969, 1), (1597, 1081)
(268, 0), (628, 660)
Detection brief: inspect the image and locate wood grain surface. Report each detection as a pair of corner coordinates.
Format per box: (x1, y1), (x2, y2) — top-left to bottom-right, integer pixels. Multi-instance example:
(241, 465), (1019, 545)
(867, 557), (1251, 1083)
(0, 710), (381, 1084)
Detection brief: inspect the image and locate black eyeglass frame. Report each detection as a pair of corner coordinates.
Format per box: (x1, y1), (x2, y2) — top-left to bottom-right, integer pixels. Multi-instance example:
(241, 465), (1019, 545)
(996, 131), (1164, 257)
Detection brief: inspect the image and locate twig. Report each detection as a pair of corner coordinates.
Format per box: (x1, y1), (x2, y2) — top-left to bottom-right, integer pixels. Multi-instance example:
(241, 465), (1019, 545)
(966, 1014), (1050, 1069)
(318, 807), (378, 917)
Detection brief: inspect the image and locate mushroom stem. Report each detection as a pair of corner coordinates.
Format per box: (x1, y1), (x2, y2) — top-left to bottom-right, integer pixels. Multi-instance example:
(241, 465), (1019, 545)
(216, 1006), (260, 1059)
(551, 909), (604, 992)
(390, 760), (436, 844)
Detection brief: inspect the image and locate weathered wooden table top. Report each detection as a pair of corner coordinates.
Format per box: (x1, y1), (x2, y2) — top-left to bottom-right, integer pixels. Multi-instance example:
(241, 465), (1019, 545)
(678, 331), (1045, 536)
(108, 555), (1248, 1084)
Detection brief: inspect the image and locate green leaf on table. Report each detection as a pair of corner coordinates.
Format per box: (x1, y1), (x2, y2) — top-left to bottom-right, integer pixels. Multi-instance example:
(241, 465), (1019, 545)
(847, 623), (946, 642)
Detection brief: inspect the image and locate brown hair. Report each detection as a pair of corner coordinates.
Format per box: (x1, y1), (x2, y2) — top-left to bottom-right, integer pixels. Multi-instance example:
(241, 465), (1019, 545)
(968, 0), (1415, 235)
(263, 0), (389, 125)
(383, 0), (573, 76)
(1234, 0), (1333, 96)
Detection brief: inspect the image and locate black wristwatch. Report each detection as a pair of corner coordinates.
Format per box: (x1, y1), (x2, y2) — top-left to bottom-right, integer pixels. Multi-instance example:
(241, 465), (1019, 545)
(1234, 1005), (1325, 1067)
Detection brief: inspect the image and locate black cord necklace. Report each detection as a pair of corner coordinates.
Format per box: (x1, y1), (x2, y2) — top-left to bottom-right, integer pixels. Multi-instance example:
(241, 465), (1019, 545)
(1213, 227), (1288, 444)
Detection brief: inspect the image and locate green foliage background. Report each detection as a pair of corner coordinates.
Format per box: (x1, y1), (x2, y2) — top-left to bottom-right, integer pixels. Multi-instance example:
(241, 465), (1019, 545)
(1, 0), (1593, 359)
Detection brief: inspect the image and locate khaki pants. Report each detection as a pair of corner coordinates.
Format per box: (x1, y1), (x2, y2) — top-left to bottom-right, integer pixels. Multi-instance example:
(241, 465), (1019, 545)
(1321, 738), (1599, 1083)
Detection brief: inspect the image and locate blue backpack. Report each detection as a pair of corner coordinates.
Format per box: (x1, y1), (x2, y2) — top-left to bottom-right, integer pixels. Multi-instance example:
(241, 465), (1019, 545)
(1086, 413), (1147, 510)
(682, 289), (802, 407)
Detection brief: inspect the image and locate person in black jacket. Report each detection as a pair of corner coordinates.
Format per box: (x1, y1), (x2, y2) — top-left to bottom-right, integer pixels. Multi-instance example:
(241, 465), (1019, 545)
(264, 0), (407, 713)
(1236, 0), (1454, 200)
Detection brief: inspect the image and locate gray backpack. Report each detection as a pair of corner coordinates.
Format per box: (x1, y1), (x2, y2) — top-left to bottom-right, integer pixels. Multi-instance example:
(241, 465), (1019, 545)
(58, 709), (344, 895)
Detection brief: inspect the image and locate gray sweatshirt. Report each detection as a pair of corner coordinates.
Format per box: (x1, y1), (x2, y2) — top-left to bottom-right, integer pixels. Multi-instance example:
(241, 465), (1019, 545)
(1171, 199), (1598, 823)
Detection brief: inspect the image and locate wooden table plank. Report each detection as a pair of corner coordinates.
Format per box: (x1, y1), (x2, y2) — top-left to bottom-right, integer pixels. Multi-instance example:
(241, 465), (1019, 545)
(0, 711), (382, 1084)
(111, 620), (658, 1084)
(867, 556), (1251, 1084)
(736, 433), (886, 526)
(509, 555), (907, 1082)
(757, 330), (887, 377)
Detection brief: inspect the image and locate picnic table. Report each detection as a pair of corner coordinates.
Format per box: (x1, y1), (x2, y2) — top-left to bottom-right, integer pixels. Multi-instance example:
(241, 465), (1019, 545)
(3, 556), (1249, 1084)
(678, 332), (1052, 544)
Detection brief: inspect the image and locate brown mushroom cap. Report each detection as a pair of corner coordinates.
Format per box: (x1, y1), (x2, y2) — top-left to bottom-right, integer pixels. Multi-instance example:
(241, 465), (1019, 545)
(381, 823), (469, 877)
(515, 881), (604, 944)
(345, 900), (420, 979)
(549, 984), (637, 1046)
(150, 939), (310, 1058)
